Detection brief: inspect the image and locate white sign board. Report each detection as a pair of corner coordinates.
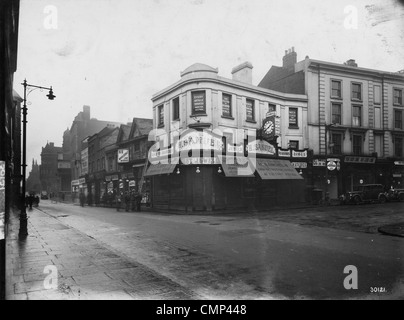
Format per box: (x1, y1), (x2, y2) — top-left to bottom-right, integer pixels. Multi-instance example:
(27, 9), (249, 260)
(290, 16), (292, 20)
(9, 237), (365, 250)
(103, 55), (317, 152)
(118, 149), (130, 163)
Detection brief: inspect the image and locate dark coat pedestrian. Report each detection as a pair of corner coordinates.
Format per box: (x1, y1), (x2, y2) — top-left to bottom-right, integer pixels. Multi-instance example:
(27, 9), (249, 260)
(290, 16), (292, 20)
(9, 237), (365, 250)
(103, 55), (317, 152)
(116, 193), (122, 211)
(87, 192), (93, 206)
(79, 193), (85, 207)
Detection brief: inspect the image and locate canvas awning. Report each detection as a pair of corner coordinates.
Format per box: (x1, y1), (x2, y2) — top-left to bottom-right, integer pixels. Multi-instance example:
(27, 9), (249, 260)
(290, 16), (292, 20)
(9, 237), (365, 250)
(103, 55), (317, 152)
(254, 158), (303, 180)
(219, 156), (255, 177)
(144, 163), (176, 176)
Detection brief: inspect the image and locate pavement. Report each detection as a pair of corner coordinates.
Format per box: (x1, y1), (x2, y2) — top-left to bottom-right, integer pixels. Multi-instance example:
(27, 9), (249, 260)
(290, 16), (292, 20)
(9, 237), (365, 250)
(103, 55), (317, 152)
(5, 200), (404, 300)
(5, 207), (200, 300)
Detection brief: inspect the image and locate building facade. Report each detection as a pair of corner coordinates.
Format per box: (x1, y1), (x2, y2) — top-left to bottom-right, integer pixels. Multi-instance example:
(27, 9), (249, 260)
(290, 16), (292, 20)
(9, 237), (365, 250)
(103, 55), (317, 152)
(86, 125), (120, 205)
(148, 62), (308, 212)
(259, 48), (404, 199)
(26, 159), (41, 194)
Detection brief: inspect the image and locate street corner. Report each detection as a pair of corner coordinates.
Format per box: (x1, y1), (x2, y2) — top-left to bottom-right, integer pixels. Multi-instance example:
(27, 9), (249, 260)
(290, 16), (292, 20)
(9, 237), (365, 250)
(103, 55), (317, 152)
(378, 223), (404, 238)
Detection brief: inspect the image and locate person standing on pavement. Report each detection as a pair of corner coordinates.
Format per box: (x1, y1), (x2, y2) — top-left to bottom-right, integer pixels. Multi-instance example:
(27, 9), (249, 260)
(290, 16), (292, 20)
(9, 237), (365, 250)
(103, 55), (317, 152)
(115, 192), (122, 211)
(124, 191), (130, 212)
(79, 192), (85, 207)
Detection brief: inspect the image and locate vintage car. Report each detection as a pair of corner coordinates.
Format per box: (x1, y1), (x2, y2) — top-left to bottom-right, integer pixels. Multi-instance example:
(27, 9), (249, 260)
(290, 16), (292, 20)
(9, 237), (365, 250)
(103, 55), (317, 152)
(385, 188), (404, 202)
(339, 184), (387, 205)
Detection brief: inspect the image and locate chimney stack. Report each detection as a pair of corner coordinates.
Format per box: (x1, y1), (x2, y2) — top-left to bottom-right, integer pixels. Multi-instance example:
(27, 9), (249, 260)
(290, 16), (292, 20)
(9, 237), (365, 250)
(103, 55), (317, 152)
(231, 62), (253, 84)
(282, 47), (297, 70)
(344, 59), (358, 67)
(83, 105), (90, 121)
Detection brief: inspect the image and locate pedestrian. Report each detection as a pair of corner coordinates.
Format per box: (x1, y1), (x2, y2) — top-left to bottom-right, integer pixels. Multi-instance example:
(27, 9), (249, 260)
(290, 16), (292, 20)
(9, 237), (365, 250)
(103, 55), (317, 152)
(27, 193), (34, 209)
(115, 192), (122, 211)
(87, 192), (93, 206)
(135, 191), (142, 212)
(124, 191), (130, 212)
(79, 192), (85, 207)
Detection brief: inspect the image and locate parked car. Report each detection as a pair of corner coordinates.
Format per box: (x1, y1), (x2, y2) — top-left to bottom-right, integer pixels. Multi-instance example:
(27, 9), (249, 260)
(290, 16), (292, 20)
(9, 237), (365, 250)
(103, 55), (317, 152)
(40, 191), (48, 200)
(385, 188), (404, 202)
(339, 184), (387, 205)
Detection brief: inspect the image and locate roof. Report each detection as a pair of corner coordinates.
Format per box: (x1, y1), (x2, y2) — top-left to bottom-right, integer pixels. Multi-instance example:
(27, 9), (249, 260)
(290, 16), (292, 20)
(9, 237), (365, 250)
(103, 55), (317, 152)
(129, 118), (153, 138)
(180, 63), (218, 77)
(117, 124), (132, 143)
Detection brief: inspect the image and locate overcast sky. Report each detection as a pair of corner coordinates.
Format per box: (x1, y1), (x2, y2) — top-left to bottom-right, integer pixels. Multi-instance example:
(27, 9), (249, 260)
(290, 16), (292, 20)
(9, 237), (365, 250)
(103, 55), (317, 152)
(14, 0), (404, 174)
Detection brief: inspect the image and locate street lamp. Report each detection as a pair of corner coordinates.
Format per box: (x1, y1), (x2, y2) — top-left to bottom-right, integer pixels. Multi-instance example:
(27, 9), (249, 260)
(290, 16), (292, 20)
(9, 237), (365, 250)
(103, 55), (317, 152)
(19, 79), (55, 237)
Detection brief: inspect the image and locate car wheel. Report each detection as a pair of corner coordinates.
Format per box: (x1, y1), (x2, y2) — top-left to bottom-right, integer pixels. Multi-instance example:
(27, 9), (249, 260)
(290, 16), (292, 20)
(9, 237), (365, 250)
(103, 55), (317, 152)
(354, 196), (361, 205)
(379, 195), (387, 204)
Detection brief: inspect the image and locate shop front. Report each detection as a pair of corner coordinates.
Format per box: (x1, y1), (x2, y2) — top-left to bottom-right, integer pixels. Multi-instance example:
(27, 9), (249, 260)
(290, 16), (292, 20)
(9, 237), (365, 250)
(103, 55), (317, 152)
(342, 155), (377, 192)
(147, 129), (306, 212)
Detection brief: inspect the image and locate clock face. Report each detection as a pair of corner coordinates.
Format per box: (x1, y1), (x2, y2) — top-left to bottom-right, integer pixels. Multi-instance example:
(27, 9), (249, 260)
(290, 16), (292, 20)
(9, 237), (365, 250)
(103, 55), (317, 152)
(263, 120), (274, 134)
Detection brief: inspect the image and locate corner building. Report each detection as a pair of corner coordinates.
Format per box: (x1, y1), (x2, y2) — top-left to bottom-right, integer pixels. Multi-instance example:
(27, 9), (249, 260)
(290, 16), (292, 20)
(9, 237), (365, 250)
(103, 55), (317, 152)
(148, 62), (309, 212)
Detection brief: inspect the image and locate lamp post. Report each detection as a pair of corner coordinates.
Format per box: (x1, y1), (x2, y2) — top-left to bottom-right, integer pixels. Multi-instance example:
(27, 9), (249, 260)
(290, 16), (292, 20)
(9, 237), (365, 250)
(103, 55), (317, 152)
(20, 79), (55, 237)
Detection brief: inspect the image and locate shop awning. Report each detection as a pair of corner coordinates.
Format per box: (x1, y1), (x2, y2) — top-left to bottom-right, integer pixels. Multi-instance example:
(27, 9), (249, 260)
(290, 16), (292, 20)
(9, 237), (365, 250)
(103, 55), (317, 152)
(144, 163), (176, 176)
(219, 156), (255, 177)
(254, 158), (303, 180)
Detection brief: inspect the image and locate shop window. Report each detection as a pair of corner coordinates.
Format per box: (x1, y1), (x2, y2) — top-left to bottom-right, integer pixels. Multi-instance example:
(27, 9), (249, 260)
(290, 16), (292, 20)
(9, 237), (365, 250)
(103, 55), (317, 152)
(191, 91), (206, 115)
(331, 80), (342, 98)
(352, 135), (362, 155)
(246, 99), (255, 121)
(172, 97), (180, 120)
(289, 108), (298, 128)
(352, 82), (362, 101)
(394, 109), (403, 129)
(222, 93), (232, 118)
(352, 105), (361, 127)
(331, 103), (341, 125)
(394, 88), (403, 105)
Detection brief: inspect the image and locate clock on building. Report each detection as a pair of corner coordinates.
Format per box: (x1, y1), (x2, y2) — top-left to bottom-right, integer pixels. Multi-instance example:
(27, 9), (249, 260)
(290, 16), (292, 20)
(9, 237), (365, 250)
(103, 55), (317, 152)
(263, 119), (274, 135)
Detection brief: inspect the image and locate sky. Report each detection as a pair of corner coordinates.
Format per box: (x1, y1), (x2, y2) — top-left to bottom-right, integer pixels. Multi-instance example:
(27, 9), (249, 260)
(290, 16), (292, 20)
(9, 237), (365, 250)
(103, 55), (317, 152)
(14, 0), (404, 174)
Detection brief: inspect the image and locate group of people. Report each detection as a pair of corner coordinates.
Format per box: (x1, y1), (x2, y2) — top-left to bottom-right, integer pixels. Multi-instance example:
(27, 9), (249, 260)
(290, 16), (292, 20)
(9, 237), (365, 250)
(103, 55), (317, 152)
(79, 189), (143, 212)
(25, 193), (39, 209)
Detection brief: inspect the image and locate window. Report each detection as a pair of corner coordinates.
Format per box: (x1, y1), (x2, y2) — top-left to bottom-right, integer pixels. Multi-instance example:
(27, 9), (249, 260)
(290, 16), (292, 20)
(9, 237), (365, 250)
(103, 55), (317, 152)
(331, 133), (342, 154)
(394, 137), (403, 157)
(352, 83), (362, 100)
(352, 135), (362, 155)
(289, 108), (298, 127)
(352, 106), (361, 126)
(289, 140), (299, 149)
(331, 80), (342, 98)
(246, 99), (255, 121)
(222, 93), (232, 117)
(374, 134), (383, 157)
(158, 105), (164, 126)
(374, 107), (382, 129)
(134, 141), (140, 151)
(331, 103), (341, 125)
(268, 104), (276, 113)
(191, 91), (206, 115)
(394, 89), (403, 105)
(374, 85), (381, 104)
(395, 109), (403, 129)
(172, 97), (180, 120)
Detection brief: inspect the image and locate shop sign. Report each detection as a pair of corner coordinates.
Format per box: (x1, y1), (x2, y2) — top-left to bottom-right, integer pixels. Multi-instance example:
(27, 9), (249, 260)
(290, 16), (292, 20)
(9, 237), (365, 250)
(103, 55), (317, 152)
(81, 148), (88, 175)
(71, 179), (80, 186)
(394, 161), (404, 166)
(118, 149), (130, 163)
(129, 181), (136, 187)
(0, 161), (5, 240)
(181, 157), (219, 165)
(78, 178), (86, 184)
(246, 140), (276, 155)
(107, 182), (113, 189)
(313, 159), (326, 167)
(291, 162), (308, 169)
(327, 161), (337, 171)
(119, 183), (124, 189)
(393, 174), (402, 178)
(278, 149), (291, 157)
(150, 147), (173, 159)
(227, 144), (244, 154)
(278, 149), (308, 158)
(345, 156), (376, 164)
(292, 150), (307, 158)
(176, 131), (224, 152)
(105, 175), (118, 181)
